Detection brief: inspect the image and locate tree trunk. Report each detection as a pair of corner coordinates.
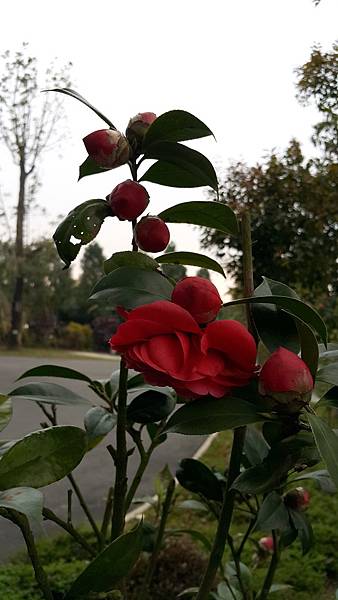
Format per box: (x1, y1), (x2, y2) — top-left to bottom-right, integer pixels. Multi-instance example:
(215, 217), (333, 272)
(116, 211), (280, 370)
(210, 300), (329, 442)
(9, 159), (26, 348)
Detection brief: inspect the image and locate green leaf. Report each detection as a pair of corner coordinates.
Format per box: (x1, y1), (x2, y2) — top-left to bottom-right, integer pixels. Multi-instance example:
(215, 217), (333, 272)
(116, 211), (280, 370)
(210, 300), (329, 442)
(289, 509), (313, 554)
(243, 425), (270, 466)
(79, 156), (110, 180)
(178, 499), (208, 512)
(224, 294), (327, 346)
(176, 458), (223, 501)
(9, 382), (91, 407)
(270, 584), (293, 593)
(53, 199), (112, 268)
(252, 278), (300, 354)
(164, 397), (264, 435)
(159, 201), (238, 236)
(307, 412), (338, 489)
(65, 522), (144, 599)
(90, 267), (173, 309)
(317, 363), (338, 387)
(44, 87), (116, 129)
(84, 406), (116, 449)
(127, 390), (176, 424)
(141, 142), (218, 191)
(296, 320), (319, 379)
(255, 492), (290, 532)
(293, 469), (336, 494)
(17, 365), (92, 384)
(156, 251), (225, 277)
(143, 109), (214, 147)
(104, 251), (159, 275)
(0, 426), (87, 489)
(0, 487), (43, 527)
(0, 395), (12, 433)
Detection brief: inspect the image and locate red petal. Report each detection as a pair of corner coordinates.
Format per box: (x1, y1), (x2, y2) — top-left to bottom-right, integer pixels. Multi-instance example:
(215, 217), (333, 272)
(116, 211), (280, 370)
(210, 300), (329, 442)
(202, 320), (256, 371)
(126, 301), (201, 334)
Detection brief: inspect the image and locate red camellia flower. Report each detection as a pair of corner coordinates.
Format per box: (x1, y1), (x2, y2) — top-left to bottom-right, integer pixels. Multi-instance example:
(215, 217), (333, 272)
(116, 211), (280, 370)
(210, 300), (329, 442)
(284, 487), (310, 510)
(259, 347), (313, 412)
(109, 300), (256, 399)
(108, 180), (149, 221)
(172, 276), (222, 324)
(134, 216), (170, 252)
(83, 129), (130, 169)
(259, 536), (274, 553)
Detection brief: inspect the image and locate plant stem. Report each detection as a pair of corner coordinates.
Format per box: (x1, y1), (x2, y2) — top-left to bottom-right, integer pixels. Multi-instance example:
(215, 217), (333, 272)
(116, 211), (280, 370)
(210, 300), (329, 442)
(8, 510), (53, 600)
(67, 472), (103, 547)
(241, 210), (257, 340)
(228, 535), (250, 600)
(195, 426), (246, 600)
(237, 517), (256, 560)
(101, 486), (114, 541)
(140, 477), (176, 600)
(258, 531), (280, 600)
(43, 507), (96, 557)
(125, 435), (155, 513)
(111, 357), (129, 541)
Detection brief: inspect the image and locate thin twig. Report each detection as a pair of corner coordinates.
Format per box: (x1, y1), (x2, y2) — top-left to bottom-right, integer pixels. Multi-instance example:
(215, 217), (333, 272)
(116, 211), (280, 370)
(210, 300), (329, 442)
(43, 507), (95, 557)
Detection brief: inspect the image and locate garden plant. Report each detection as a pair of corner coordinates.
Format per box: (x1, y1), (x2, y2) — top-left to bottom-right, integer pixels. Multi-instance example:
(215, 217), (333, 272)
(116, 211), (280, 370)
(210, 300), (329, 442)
(0, 88), (338, 600)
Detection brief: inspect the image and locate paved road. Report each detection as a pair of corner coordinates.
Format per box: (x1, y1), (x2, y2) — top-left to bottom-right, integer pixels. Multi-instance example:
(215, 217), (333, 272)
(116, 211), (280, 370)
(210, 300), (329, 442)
(0, 355), (206, 561)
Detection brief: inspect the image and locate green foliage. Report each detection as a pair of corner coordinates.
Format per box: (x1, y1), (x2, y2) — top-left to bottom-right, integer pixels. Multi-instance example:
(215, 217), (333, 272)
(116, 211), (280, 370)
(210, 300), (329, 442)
(58, 321), (93, 350)
(296, 42), (338, 160)
(160, 242), (187, 281)
(201, 141), (338, 304)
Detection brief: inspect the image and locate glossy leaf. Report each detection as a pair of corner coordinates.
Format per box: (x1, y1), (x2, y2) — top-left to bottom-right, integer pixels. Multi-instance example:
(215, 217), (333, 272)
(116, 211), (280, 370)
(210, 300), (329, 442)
(156, 251), (225, 277)
(79, 156), (110, 180)
(224, 294), (327, 346)
(104, 251), (159, 275)
(167, 528), (212, 552)
(0, 395), (12, 433)
(159, 201), (238, 236)
(296, 320), (319, 379)
(17, 365), (92, 383)
(0, 426), (87, 489)
(143, 109), (214, 147)
(90, 266), (173, 308)
(289, 509), (313, 554)
(9, 382), (91, 406)
(176, 458), (223, 501)
(54, 199), (112, 268)
(65, 522), (144, 599)
(84, 406), (116, 449)
(165, 397), (264, 435)
(45, 87), (116, 129)
(307, 413), (338, 488)
(252, 278), (300, 354)
(293, 469), (336, 494)
(0, 487), (43, 527)
(316, 363), (338, 387)
(141, 142), (218, 191)
(243, 425), (270, 466)
(127, 390), (176, 424)
(178, 499), (208, 512)
(255, 492), (290, 532)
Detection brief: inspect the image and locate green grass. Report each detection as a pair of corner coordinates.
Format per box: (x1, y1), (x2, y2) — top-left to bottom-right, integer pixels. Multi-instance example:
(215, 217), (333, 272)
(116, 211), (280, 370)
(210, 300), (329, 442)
(1, 433), (338, 599)
(0, 346), (117, 360)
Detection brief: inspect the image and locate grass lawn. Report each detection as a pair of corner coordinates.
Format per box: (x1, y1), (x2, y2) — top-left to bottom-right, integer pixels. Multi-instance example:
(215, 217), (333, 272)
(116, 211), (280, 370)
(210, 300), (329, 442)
(0, 346), (118, 361)
(0, 432), (337, 599)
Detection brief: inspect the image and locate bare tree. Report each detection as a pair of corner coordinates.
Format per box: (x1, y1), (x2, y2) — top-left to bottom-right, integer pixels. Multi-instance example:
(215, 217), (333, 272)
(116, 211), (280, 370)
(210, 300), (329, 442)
(0, 44), (71, 346)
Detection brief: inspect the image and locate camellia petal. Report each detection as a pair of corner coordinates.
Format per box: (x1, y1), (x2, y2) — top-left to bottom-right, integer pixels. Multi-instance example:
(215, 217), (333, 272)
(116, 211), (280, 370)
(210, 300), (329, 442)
(202, 320), (257, 371)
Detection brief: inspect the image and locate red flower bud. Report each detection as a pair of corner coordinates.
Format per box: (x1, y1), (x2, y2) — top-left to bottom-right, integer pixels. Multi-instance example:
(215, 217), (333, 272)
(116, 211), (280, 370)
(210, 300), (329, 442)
(172, 276), (222, 324)
(258, 347), (313, 413)
(284, 487), (310, 510)
(108, 180), (149, 221)
(126, 112), (157, 152)
(259, 536), (274, 553)
(83, 129), (130, 169)
(134, 216), (170, 252)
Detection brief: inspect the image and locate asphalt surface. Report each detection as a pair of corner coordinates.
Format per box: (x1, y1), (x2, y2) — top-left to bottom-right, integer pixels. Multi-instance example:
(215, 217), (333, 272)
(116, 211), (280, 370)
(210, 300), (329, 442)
(0, 355), (206, 561)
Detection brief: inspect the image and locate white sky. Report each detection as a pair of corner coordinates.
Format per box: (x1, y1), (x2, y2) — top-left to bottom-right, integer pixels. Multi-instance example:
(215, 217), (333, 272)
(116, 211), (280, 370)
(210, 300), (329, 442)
(0, 0), (337, 296)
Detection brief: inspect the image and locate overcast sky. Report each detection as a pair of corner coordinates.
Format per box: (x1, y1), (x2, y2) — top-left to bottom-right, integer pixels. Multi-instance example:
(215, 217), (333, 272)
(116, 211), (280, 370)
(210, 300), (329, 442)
(0, 0), (337, 294)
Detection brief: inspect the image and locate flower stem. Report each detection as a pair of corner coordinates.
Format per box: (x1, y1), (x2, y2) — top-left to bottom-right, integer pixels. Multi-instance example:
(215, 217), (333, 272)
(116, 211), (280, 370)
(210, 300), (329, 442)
(195, 426), (246, 600)
(111, 357), (129, 541)
(258, 531), (280, 600)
